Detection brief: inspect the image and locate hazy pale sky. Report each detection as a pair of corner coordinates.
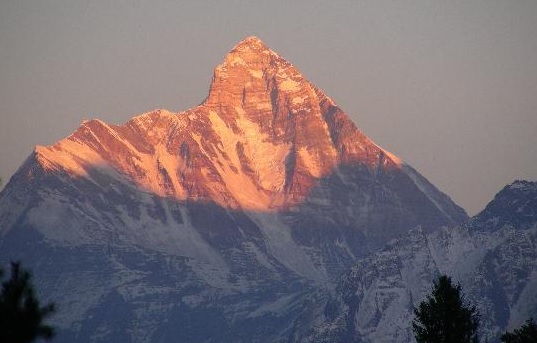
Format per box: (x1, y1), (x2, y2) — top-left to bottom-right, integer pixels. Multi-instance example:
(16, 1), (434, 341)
(1, 0), (536, 215)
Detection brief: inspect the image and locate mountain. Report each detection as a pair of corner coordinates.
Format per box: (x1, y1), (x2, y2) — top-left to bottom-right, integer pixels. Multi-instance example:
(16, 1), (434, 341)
(302, 180), (537, 343)
(0, 36), (467, 342)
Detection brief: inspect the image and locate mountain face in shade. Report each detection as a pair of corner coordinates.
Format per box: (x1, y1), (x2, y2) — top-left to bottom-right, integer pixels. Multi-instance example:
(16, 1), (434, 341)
(302, 180), (537, 343)
(0, 37), (467, 343)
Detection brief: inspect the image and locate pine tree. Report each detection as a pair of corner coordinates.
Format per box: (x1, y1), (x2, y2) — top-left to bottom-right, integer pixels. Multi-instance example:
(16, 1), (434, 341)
(0, 261), (56, 342)
(501, 318), (537, 343)
(413, 275), (480, 343)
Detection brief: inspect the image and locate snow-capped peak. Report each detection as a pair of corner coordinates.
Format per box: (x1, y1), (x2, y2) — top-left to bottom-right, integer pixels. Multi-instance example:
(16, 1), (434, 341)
(25, 38), (456, 216)
(0, 37), (476, 343)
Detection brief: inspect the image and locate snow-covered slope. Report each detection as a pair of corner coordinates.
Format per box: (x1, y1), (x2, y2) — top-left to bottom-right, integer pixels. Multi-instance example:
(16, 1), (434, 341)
(302, 180), (537, 343)
(0, 37), (468, 343)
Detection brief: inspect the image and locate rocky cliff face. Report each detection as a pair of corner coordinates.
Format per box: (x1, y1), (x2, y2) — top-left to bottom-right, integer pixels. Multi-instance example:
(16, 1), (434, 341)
(30, 36), (465, 219)
(0, 37), (468, 343)
(303, 180), (537, 343)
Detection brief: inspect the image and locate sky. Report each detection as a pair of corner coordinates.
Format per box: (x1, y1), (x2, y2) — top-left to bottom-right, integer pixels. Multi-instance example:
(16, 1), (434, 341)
(1, 0), (536, 215)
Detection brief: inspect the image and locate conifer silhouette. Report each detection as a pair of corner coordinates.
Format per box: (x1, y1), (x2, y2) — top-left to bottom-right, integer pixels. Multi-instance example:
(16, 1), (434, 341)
(501, 318), (537, 343)
(0, 261), (55, 342)
(413, 275), (479, 343)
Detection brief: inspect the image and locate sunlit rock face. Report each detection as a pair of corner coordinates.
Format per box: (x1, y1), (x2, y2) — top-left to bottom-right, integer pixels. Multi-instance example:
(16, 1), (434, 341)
(34, 36), (412, 211)
(0, 37), (468, 343)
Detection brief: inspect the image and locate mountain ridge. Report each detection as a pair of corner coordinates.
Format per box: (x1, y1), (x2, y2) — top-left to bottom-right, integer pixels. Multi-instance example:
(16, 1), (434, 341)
(0, 36), (470, 343)
(28, 36), (462, 218)
(301, 180), (537, 343)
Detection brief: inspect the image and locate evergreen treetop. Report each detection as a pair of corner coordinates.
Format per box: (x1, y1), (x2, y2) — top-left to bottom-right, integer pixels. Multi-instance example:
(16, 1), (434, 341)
(413, 275), (480, 343)
(501, 318), (537, 343)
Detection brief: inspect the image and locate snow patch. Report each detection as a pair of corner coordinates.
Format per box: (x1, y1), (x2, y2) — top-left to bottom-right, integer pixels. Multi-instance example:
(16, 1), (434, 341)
(227, 54), (247, 67)
(234, 106), (246, 116)
(250, 69), (263, 78)
(292, 96), (307, 105)
(248, 212), (329, 284)
(247, 292), (299, 318)
(279, 78), (301, 92)
(297, 147), (325, 178)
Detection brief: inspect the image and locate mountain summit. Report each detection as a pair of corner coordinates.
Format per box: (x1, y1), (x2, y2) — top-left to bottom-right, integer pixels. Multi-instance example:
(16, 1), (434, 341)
(0, 37), (468, 343)
(32, 37), (457, 216)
